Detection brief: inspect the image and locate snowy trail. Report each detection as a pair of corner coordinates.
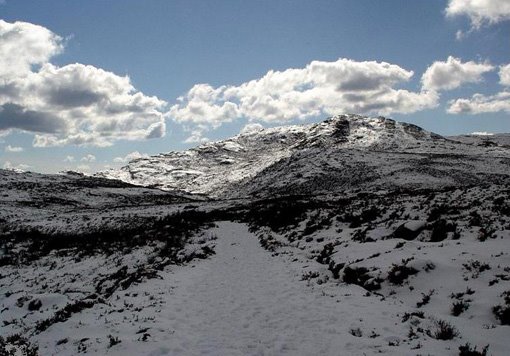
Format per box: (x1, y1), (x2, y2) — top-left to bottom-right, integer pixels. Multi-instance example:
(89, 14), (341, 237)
(146, 221), (352, 356)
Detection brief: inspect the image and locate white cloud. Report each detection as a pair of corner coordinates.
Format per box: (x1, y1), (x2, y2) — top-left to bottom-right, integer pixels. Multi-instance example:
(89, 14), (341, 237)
(64, 155), (75, 162)
(80, 154), (96, 162)
(0, 20), (167, 147)
(4, 144), (23, 152)
(113, 151), (149, 163)
(183, 130), (210, 144)
(455, 29), (467, 40)
(447, 91), (510, 114)
(421, 56), (493, 91)
(446, 62), (510, 115)
(446, 0), (510, 28)
(499, 64), (510, 86)
(3, 160), (30, 171)
(240, 123), (264, 135)
(169, 58), (437, 130)
(0, 20), (63, 79)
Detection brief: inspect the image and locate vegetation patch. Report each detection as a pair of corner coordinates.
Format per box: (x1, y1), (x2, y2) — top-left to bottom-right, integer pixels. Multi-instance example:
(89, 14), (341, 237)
(458, 343), (489, 356)
(427, 319), (459, 340)
(387, 261), (419, 285)
(492, 291), (510, 325)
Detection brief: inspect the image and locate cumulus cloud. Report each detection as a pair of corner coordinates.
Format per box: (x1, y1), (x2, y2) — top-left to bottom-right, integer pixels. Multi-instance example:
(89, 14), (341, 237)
(447, 62), (510, 115)
(447, 91), (510, 114)
(113, 151), (149, 163)
(80, 154), (96, 162)
(240, 123), (265, 135)
(169, 58), (437, 129)
(183, 129), (210, 144)
(63, 155), (75, 162)
(0, 20), (63, 79)
(421, 56), (494, 91)
(499, 64), (510, 86)
(3, 160), (30, 171)
(0, 20), (167, 147)
(5, 144), (23, 152)
(446, 0), (510, 28)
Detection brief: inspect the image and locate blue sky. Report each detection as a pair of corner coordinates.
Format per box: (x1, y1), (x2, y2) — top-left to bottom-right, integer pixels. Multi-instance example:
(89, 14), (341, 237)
(0, 0), (509, 173)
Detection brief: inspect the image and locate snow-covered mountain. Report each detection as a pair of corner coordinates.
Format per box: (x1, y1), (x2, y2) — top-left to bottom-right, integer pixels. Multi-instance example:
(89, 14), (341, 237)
(97, 114), (510, 198)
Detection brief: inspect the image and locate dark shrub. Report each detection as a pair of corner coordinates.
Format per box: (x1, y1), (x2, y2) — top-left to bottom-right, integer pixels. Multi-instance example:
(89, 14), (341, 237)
(108, 335), (121, 348)
(428, 319), (459, 340)
(458, 343), (489, 356)
(430, 219), (456, 242)
(463, 260), (491, 278)
(349, 327), (363, 337)
(244, 198), (310, 233)
(492, 291), (510, 325)
(477, 228), (495, 242)
(36, 298), (97, 332)
(316, 243), (335, 264)
(360, 206), (380, 223)
(352, 228), (375, 243)
(328, 261), (345, 279)
(417, 289), (435, 308)
(343, 266), (370, 285)
(27, 299), (42, 311)
(451, 301), (469, 316)
(342, 266), (382, 291)
(469, 211), (482, 227)
(427, 205), (448, 222)
(402, 311), (424, 322)
(387, 263), (418, 285)
(392, 224), (423, 241)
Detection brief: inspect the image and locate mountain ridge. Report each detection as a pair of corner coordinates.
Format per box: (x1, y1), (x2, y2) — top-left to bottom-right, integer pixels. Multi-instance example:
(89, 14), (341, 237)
(96, 114), (510, 198)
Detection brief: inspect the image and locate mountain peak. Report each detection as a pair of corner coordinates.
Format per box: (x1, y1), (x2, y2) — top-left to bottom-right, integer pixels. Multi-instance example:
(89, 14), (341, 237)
(219, 114), (441, 152)
(96, 114), (473, 197)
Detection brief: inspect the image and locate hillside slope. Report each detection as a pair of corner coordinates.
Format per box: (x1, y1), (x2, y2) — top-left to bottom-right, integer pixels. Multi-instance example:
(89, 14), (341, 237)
(97, 114), (510, 198)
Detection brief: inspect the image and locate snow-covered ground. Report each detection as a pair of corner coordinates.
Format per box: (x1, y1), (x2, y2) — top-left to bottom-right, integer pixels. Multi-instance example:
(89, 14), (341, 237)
(3, 208), (508, 355)
(2, 115), (509, 355)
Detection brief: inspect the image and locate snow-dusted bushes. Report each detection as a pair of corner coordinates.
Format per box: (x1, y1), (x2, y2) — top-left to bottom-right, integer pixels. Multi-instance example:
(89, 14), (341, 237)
(0, 209), (214, 266)
(427, 319), (459, 340)
(0, 334), (38, 356)
(492, 291), (510, 325)
(387, 261), (418, 285)
(342, 266), (382, 291)
(245, 197), (312, 233)
(35, 296), (98, 332)
(451, 301), (470, 316)
(458, 343), (489, 356)
(417, 290), (435, 308)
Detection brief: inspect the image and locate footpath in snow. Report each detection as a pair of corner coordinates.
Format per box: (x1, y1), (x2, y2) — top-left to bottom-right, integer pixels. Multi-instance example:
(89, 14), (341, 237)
(149, 221), (352, 356)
